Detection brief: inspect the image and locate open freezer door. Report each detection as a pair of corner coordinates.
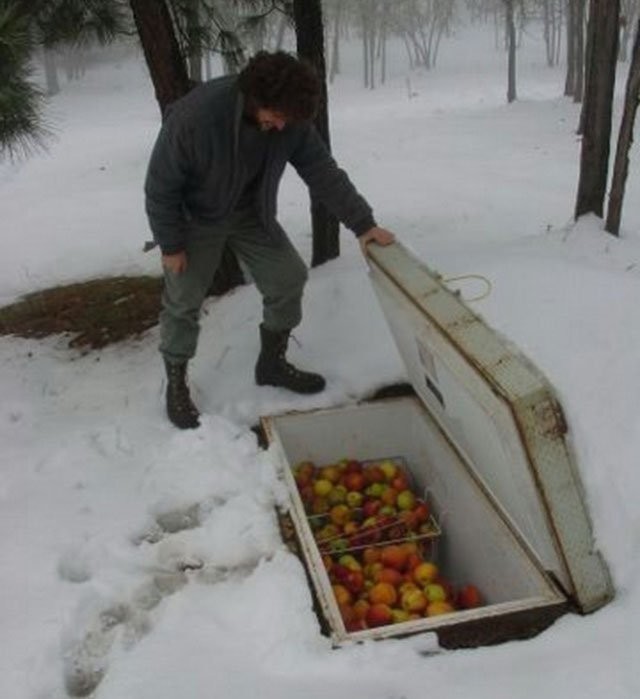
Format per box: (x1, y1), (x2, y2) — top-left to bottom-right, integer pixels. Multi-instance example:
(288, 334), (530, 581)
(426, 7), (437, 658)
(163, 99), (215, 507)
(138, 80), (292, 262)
(366, 242), (613, 613)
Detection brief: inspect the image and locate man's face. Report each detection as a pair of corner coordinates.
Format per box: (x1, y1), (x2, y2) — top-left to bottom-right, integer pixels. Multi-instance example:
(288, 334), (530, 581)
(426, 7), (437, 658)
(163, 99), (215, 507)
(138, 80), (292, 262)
(254, 108), (288, 132)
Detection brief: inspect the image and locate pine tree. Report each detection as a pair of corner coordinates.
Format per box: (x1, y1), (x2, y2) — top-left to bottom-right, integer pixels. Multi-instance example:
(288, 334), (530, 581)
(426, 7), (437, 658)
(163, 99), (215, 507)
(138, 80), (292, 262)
(0, 1), (48, 158)
(0, 0), (127, 158)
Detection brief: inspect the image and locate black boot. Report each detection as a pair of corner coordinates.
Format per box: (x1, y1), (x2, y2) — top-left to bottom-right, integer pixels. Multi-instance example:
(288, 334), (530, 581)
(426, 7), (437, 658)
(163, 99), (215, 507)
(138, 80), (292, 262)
(255, 324), (326, 394)
(164, 360), (200, 429)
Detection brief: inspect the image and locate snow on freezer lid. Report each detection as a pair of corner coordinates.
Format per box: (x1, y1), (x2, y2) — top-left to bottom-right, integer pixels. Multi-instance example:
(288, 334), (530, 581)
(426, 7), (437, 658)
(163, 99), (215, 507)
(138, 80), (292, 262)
(366, 242), (613, 613)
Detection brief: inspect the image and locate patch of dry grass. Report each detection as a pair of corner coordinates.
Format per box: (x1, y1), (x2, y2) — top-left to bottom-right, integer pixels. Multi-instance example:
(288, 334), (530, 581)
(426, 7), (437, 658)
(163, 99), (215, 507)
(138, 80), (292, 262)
(0, 276), (163, 350)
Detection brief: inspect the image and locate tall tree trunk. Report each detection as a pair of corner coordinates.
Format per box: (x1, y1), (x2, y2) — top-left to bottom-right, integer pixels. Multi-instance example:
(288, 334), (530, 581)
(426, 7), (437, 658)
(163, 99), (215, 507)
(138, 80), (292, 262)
(293, 0), (340, 267)
(606, 19), (640, 235)
(380, 3), (387, 83)
(573, 0), (585, 102)
(555, 0), (564, 65)
(129, 0), (243, 294)
(42, 47), (60, 96)
(619, 12), (633, 61)
(128, 0), (191, 114)
(275, 12), (288, 50)
(329, 0), (342, 83)
(543, 0), (554, 66)
(578, 0), (598, 133)
(186, 1), (203, 83)
(362, 6), (370, 88)
(368, 12), (376, 89)
(505, 0), (517, 102)
(575, 0), (620, 219)
(402, 35), (414, 70)
(565, 0), (576, 95)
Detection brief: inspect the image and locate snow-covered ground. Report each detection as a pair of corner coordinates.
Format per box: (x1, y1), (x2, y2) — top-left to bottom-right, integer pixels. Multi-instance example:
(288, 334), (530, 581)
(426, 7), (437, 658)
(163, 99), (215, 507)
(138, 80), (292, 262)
(1, 21), (639, 699)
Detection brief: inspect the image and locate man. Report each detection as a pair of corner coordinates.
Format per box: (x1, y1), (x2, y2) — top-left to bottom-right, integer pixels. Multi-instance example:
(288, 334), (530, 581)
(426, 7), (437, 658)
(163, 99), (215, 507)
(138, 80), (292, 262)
(145, 51), (394, 430)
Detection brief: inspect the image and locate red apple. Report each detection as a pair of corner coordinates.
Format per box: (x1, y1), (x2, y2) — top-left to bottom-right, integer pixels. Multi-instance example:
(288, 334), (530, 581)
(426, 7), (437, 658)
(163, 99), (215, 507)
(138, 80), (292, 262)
(331, 564), (351, 584)
(365, 603), (393, 627)
(458, 584), (482, 609)
(380, 545), (410, 572)
(375, 567), (404, 587)
(380, 487), (399, 507)
(364, 466), (385, 485)
(362, 547), (381, 565)
(368, 581), (398, 606)
(332, 584), (352, 606)
(294, 461), (315, 485)
(344, 569), (365, 595)
(391, 474), (410, 492)
(343, 471), (366, 492)
(362, 499), (382, 519)
(344, 459), (363, 474)
(412, 501), (430, 524)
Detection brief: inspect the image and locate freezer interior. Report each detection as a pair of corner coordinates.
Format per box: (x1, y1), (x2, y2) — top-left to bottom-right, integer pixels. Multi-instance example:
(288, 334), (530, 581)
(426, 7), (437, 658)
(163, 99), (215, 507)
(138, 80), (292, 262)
(269, 397), (564, 612)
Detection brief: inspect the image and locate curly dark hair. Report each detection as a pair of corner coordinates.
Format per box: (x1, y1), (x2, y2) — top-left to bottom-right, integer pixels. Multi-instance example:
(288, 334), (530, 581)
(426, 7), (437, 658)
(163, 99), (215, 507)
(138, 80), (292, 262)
(238, 51), (321, 122)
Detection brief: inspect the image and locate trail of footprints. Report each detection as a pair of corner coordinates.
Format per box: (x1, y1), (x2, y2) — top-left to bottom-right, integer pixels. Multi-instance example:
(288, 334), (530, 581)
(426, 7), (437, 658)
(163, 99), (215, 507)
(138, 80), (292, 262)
(61, 500), (261, 698)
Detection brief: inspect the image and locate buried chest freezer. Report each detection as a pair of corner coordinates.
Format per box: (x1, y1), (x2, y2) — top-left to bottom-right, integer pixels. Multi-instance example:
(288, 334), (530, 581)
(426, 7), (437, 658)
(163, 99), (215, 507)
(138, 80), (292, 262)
(261, 242), (613, 648)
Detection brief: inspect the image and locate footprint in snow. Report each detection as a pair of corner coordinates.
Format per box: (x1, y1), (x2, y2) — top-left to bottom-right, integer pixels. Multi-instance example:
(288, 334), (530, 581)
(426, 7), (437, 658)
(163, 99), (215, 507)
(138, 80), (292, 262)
(60, 496), (262, 698)
(131, 497), (226, 545)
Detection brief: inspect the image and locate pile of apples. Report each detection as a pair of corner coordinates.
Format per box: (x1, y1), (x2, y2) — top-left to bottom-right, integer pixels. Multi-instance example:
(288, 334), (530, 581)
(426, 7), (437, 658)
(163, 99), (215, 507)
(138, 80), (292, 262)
(292, 457), (483, 631)
(293, 457), (434, 554)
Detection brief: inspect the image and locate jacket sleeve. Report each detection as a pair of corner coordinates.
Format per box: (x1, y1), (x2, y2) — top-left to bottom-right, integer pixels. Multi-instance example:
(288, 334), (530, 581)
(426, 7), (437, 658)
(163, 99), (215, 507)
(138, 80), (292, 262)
(288, 124), (376, 237)
(144, 112), (192, 254)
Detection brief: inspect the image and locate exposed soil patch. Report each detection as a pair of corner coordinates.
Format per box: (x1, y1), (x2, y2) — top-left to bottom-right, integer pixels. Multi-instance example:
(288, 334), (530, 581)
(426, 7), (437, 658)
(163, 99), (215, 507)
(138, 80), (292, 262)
(0, 276), (163, 350)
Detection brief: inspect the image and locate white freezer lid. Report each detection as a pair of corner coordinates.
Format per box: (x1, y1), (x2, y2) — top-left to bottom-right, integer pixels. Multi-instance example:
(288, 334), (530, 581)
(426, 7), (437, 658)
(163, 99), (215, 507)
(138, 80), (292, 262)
(366, 242), (613, 613)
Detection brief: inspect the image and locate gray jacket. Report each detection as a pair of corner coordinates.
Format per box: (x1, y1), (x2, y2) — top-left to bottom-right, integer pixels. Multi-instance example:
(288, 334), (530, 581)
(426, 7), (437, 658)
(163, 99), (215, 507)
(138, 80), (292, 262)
(144, 76), (377, 254)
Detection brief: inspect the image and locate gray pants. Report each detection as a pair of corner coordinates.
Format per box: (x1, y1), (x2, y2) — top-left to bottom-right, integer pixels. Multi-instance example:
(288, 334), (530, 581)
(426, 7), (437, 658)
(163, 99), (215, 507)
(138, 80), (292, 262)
(160, 208), (308, 364)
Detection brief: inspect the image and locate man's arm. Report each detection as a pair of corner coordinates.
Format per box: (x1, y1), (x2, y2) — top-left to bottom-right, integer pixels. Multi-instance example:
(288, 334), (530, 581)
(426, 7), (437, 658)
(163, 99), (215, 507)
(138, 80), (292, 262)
(144, 114), (191, 256)
(288, 125), (395, 250)
(288, 124), (378, 236)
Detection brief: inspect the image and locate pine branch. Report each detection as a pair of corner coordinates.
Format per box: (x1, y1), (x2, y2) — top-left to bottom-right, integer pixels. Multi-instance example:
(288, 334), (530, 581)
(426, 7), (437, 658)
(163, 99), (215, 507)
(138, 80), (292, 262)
(0, 2), (50, 159)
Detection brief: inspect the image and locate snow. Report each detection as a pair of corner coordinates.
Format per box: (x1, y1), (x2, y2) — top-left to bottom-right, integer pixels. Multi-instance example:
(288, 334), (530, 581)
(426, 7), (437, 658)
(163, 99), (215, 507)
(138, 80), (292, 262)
(1, 22), (639, 699)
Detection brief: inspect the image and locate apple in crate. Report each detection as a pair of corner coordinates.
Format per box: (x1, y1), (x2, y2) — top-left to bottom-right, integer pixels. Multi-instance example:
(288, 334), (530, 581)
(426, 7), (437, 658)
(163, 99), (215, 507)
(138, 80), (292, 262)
(380, 544), (410, 572)
(378, 459), (399, 481)
(364, 466), (386, 485)
(397, 489), (417, 511)
(343, 471), (366, 492)
(294, 461), (315, 487)
(424, 583), (447, 603)
(320, 464), (342, 484)
(457, 584), (483, 609)
(426, 600), (456, 617)
(368, 582), (398, 606)
(413, 562), (439, 586)
(401, 587), (428, 614)
(313, 479), (333, 497)
(366, 603), (394, 628)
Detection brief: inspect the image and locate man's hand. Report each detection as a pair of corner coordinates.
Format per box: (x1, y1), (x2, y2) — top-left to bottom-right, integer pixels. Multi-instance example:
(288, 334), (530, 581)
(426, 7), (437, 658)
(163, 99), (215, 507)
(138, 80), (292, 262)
(359, 226), (396, 254)
(162, 251), (188, 274)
